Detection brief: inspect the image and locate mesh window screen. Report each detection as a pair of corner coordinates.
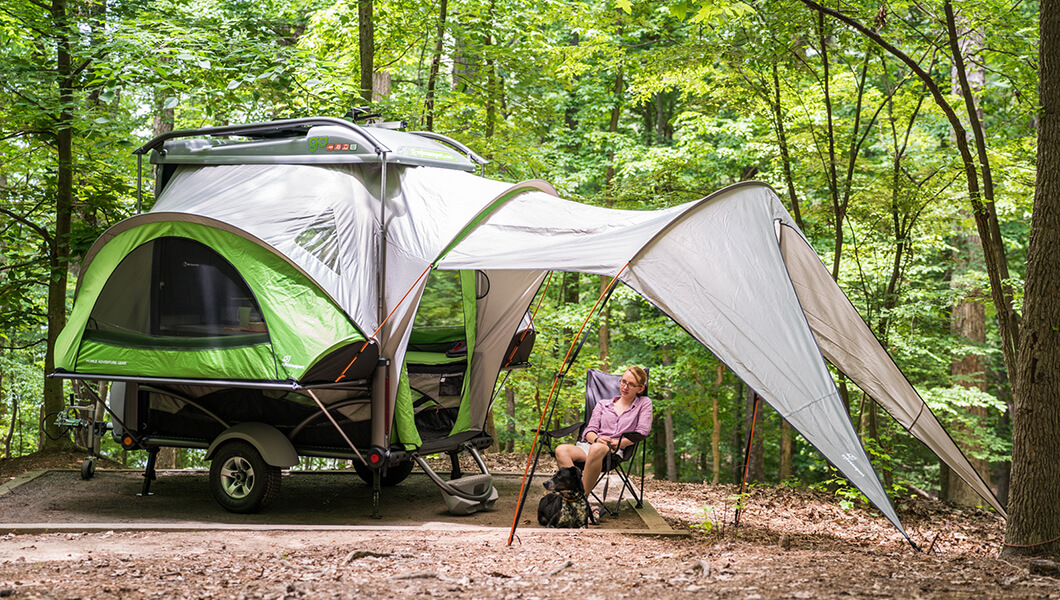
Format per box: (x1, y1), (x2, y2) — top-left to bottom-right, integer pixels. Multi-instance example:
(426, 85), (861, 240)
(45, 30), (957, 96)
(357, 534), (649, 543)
(88, 237), (268, 347)
(295, 208), (341, 274)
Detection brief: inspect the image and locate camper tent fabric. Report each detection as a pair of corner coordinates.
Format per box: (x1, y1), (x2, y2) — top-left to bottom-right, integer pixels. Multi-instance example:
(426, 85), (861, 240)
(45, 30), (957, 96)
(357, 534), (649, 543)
(58, 157), (1001, 536)
(56, 218), (368, 382)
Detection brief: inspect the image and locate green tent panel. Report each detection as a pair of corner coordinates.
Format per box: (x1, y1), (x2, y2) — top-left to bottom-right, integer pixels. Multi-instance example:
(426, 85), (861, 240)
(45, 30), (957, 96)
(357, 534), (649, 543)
(56, 219), (367, 382)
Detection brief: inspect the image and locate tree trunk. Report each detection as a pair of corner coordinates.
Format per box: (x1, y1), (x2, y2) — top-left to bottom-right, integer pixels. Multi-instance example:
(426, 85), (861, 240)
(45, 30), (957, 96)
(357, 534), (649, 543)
(358, 0), (374, 104)
(712, 364), (723, 484)
(943, 225), (993, 506)
(41, 0), (75, 451)
(780, 420), (792, 481)
(1004, 0), (1060, 556)
(771, 61), (804, 230)
(424, 0), (448, 130)
(652, 426), (668, 481)
(603, 67), (624, 190)
(3, 399), (16, 459)
(732, 381), (744, 485)
(504, 386), (515, 452)
(664, 411), (676, 482)
(598, 277), (610, 370)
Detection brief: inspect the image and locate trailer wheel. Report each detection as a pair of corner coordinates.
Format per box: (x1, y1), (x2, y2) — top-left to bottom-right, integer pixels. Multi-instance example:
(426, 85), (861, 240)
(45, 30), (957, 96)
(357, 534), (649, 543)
(209, 441), (281, 513)
(81, 458), (95, 480)
(354, 459), (415, 487)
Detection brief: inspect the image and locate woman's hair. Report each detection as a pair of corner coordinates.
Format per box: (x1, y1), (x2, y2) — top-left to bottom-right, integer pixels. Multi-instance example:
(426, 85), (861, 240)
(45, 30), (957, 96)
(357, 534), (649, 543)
(625, 366), (647, 389)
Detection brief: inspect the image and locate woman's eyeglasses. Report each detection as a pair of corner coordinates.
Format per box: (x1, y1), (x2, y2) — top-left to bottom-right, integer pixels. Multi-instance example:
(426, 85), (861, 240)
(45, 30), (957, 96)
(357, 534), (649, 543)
(619, 380), (639, 389)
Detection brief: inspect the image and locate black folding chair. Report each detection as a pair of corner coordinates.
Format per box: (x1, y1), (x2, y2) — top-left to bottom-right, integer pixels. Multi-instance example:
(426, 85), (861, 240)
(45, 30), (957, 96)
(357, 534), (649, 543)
(541, 368), (650, 517)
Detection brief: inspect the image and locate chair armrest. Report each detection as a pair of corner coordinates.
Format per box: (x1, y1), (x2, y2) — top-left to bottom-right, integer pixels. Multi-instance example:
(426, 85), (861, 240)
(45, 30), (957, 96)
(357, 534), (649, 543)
(617, 431), (647, 443)
(538, 421), (585, 439)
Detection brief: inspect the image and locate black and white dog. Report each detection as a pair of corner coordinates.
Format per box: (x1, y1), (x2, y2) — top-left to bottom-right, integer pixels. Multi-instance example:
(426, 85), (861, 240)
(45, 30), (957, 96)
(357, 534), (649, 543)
(537, 466), (591, 528)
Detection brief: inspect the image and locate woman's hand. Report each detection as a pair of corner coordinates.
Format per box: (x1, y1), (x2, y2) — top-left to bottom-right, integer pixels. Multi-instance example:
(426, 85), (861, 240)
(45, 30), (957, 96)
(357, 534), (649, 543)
(596, 435), (618, 451)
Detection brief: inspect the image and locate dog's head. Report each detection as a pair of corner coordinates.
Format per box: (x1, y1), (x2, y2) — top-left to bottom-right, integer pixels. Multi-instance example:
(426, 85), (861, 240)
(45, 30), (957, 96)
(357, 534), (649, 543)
(543, 466), (584, 499)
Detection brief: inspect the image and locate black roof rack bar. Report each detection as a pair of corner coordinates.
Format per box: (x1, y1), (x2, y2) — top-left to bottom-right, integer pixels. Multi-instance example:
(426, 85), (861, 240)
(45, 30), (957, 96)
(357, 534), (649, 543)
(408, 130), (489, 166)
(133, 117), (391, 156)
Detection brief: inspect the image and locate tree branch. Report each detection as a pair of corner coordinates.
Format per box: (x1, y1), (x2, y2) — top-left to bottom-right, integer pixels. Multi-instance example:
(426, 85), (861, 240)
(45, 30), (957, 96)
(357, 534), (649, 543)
(0, 205), (53, 243)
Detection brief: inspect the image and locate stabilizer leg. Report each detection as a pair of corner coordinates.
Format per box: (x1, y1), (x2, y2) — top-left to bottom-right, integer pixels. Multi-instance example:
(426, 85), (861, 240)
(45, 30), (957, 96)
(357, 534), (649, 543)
(371, 469), (382, 519)
(139, 448), (158, 497)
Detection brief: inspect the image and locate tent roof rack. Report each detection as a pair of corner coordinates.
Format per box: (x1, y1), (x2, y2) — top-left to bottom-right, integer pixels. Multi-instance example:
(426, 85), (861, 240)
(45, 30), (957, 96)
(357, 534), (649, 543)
(134, 117), (487, 172)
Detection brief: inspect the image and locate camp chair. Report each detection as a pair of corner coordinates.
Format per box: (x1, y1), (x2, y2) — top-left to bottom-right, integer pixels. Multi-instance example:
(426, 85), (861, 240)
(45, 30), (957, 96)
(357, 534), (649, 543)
(541, 368), (649, 518)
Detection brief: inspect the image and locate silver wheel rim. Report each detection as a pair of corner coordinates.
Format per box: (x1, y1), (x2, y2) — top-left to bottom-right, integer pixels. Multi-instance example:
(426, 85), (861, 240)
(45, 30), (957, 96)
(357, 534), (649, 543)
(219, 455), (255, 499)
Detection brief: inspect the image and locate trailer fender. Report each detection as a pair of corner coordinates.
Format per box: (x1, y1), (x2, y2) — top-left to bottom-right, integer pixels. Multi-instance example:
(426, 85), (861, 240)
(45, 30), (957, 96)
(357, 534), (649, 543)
(205, 422), (299, 468)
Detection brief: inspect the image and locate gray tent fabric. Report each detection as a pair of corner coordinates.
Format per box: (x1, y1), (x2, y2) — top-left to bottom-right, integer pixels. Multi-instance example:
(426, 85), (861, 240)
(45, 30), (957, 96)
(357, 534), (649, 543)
(778, 224), (1006, 517)
(441, 181), (909, 537)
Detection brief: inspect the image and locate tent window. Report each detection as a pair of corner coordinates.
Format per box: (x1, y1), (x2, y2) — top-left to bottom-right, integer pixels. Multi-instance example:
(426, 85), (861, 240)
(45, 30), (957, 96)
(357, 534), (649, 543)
(295, 208), (341, 274)
(87, 237), (268, 348)
(414, 270), (464, 329)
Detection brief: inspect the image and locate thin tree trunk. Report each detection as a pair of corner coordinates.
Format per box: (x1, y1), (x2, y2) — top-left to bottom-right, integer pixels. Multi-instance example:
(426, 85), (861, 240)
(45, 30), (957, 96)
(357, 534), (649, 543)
(42, 0), (75, 451)
(771, 61), (804, 230)
(732, 381), (744, 485)
(661, 347), (676, 481)
(3, 382), (16, 459)
(712, 364), (723, 484)
(664, 412), (676, 482)
(484, 0), (497, 139)
(652, 426), (668, 481)
(942, 223), (992, 506)
(780, 420), (792, 481)
(604, 67), (624, 191)
(504, 386), (515, 452)
(359, 0), (374, 104)
(424, 0), (448, 130)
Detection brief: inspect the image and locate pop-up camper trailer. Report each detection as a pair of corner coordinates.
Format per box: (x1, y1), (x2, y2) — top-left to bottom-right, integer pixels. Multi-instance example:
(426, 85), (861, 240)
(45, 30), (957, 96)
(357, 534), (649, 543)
(54, 117), (1002, 537)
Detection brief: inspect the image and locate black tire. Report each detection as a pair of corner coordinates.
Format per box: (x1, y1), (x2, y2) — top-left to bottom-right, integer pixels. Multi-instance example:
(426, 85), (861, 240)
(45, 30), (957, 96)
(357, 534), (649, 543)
(209, 441), (282, 514)
(81, 459), (95, 480)
(353, 459), (415, 487)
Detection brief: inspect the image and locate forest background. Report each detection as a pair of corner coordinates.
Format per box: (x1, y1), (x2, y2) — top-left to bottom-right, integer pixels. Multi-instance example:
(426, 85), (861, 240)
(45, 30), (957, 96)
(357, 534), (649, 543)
(0, 0), (1043, 537)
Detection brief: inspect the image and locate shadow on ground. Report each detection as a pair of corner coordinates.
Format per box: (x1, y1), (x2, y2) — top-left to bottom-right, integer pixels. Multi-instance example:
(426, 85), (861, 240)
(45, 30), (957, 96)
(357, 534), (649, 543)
(1, 469), (650, 531)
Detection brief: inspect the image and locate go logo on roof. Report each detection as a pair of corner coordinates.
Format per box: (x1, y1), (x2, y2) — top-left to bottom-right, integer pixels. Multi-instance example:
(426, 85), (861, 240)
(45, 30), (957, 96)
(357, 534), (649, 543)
(308, 136), (357, 153)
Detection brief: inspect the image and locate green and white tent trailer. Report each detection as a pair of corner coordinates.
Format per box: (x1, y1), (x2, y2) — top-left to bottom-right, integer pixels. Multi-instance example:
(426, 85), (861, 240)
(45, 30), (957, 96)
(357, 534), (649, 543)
(55, 118), (1002, 534)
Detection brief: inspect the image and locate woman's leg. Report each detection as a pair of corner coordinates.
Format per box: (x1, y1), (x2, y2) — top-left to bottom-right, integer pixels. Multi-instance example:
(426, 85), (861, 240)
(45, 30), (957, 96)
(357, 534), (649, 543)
(580, 442), (611, 494)
(554, 443), (587, 468)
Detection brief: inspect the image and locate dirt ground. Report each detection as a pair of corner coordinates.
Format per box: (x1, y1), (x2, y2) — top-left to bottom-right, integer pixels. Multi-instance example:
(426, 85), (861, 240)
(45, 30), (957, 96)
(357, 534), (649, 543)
(1, 451), (1059, 599)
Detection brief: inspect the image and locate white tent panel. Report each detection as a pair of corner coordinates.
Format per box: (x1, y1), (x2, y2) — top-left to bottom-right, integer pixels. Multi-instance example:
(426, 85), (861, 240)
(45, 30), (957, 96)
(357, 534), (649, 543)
(779, 225), (1006, 516)
(464, 269), (548, 429)
(617, 184), (905, 535)
(152, 164), (381, 332)
(436, 189), (694, 273)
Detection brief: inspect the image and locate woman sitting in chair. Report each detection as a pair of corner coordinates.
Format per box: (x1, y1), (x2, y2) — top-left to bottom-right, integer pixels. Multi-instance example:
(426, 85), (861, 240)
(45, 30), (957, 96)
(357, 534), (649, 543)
(554, 366), (653, 502)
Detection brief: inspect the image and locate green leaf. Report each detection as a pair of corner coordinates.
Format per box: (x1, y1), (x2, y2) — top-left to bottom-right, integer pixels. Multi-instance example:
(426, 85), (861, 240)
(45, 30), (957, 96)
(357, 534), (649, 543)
(226, 79), (242, 90)
(163, 96), (179, 109)
(615, 0), (633, 13)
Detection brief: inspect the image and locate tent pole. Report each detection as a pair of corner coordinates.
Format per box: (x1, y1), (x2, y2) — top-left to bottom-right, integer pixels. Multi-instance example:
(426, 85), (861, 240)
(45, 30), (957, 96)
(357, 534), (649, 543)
(372, 152), (390, 452)
(734, 392), (761, 528)
(136, 154), (143, 214)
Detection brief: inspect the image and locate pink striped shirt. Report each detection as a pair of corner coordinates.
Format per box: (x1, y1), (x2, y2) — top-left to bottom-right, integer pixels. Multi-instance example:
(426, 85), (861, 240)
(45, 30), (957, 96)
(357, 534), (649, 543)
(582, 395), (653, 444)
